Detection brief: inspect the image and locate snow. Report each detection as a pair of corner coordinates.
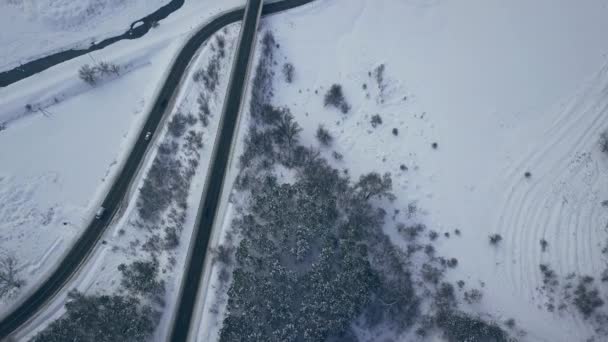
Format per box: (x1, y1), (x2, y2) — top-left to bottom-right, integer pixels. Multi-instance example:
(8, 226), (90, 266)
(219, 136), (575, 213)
(0, 0), (243, 324)
(0, 0), (169, 71)
(10, 21), (240, 342)
(0, 0), (248, 72)
(196, 0), (608, 341)
(0, 36), (181, 318)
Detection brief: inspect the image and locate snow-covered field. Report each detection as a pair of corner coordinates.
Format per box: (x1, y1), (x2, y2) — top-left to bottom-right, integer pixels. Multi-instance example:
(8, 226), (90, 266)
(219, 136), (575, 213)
(0, 0), (242, 322)
(0, 0), (170, 71)
(196, 1), (608, 341)
(0, 0), (249, 72)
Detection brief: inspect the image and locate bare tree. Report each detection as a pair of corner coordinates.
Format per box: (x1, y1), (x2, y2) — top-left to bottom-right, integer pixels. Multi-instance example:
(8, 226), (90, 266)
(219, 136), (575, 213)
(97, 61), (111, 75)
(0, 253), (24, 298)
(78, 64), (98, 85)
(109, 63), (120, 76)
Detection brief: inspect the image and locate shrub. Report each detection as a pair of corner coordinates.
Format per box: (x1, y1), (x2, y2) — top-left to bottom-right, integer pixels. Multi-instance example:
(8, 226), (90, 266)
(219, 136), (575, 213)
(573, 277), (604, 318)
(78, 64), (97, 85)
(392, 128), (399, 136)
(213, 245), (234, 265)
(600, 131), (608, 154)
(370, 114), (382, 128)
(216, 35), (226, 57)
(489, 234), (502, 245)
(324, 84), (350, 114)
(447, 258), (458, 268)
(118, 259), (165, 296)
(203, 57), (221, 92)
(164, 227), (179, 249)
(540, 239), (548, 252)
(464, 289), (483, 304)
(316, 125), (333, 146)
(0, 253), (24, 298)
(283, 63), (294, 83)
(168, 113), (190, 138)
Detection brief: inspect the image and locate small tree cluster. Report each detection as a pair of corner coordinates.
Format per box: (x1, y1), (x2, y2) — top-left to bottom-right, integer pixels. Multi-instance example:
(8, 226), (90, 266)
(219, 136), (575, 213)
(573, 276), (604, 318)
(324, 84), (351, 114)
(118, 259), (165, 297)
(78, 61), (120, 85)
(168, 112), (197, 138)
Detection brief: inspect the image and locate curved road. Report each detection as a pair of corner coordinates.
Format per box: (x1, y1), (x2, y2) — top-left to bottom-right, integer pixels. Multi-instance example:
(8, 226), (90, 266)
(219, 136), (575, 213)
(0, 0), (314, 339)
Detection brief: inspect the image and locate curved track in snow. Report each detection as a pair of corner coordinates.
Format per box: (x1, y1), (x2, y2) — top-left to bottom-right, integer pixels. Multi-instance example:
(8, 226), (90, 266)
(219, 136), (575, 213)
(494, 64), (608, 315)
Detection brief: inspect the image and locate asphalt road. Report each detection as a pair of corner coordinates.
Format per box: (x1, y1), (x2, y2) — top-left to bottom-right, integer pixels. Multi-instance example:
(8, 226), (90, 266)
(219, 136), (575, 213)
(0, 0), (314, 339)
(170, 0), (318, 339)
(168, 0), (264, 340)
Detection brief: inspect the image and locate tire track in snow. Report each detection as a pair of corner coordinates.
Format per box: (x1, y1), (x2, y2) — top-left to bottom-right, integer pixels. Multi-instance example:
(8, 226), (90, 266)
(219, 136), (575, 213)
(494, 63), (608, 316)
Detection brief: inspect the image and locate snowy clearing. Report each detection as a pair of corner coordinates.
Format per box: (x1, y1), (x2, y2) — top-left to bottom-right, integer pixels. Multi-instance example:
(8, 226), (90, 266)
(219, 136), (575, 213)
(266, 1), (608, 340)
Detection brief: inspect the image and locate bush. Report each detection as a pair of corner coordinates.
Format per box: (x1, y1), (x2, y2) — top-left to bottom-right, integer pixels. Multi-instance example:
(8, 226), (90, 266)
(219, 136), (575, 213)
(370, 114), (382, 128)
(573, 277), (604, 318)
(601, 131), (608, 154)
(203, 57), (221, 92)
(332, 151), (343, 161)
(324, 84), (351, 114)
(540, 239), (548, 252)
(118, 259), (165, 296)
(489, 234), (502, 245)
(316, 125), (333, 146)
(464, 289), (483, 304)
(163, 226), (179, 249)
(168, 113), (194, 138)
(283, 63), (294, 83)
